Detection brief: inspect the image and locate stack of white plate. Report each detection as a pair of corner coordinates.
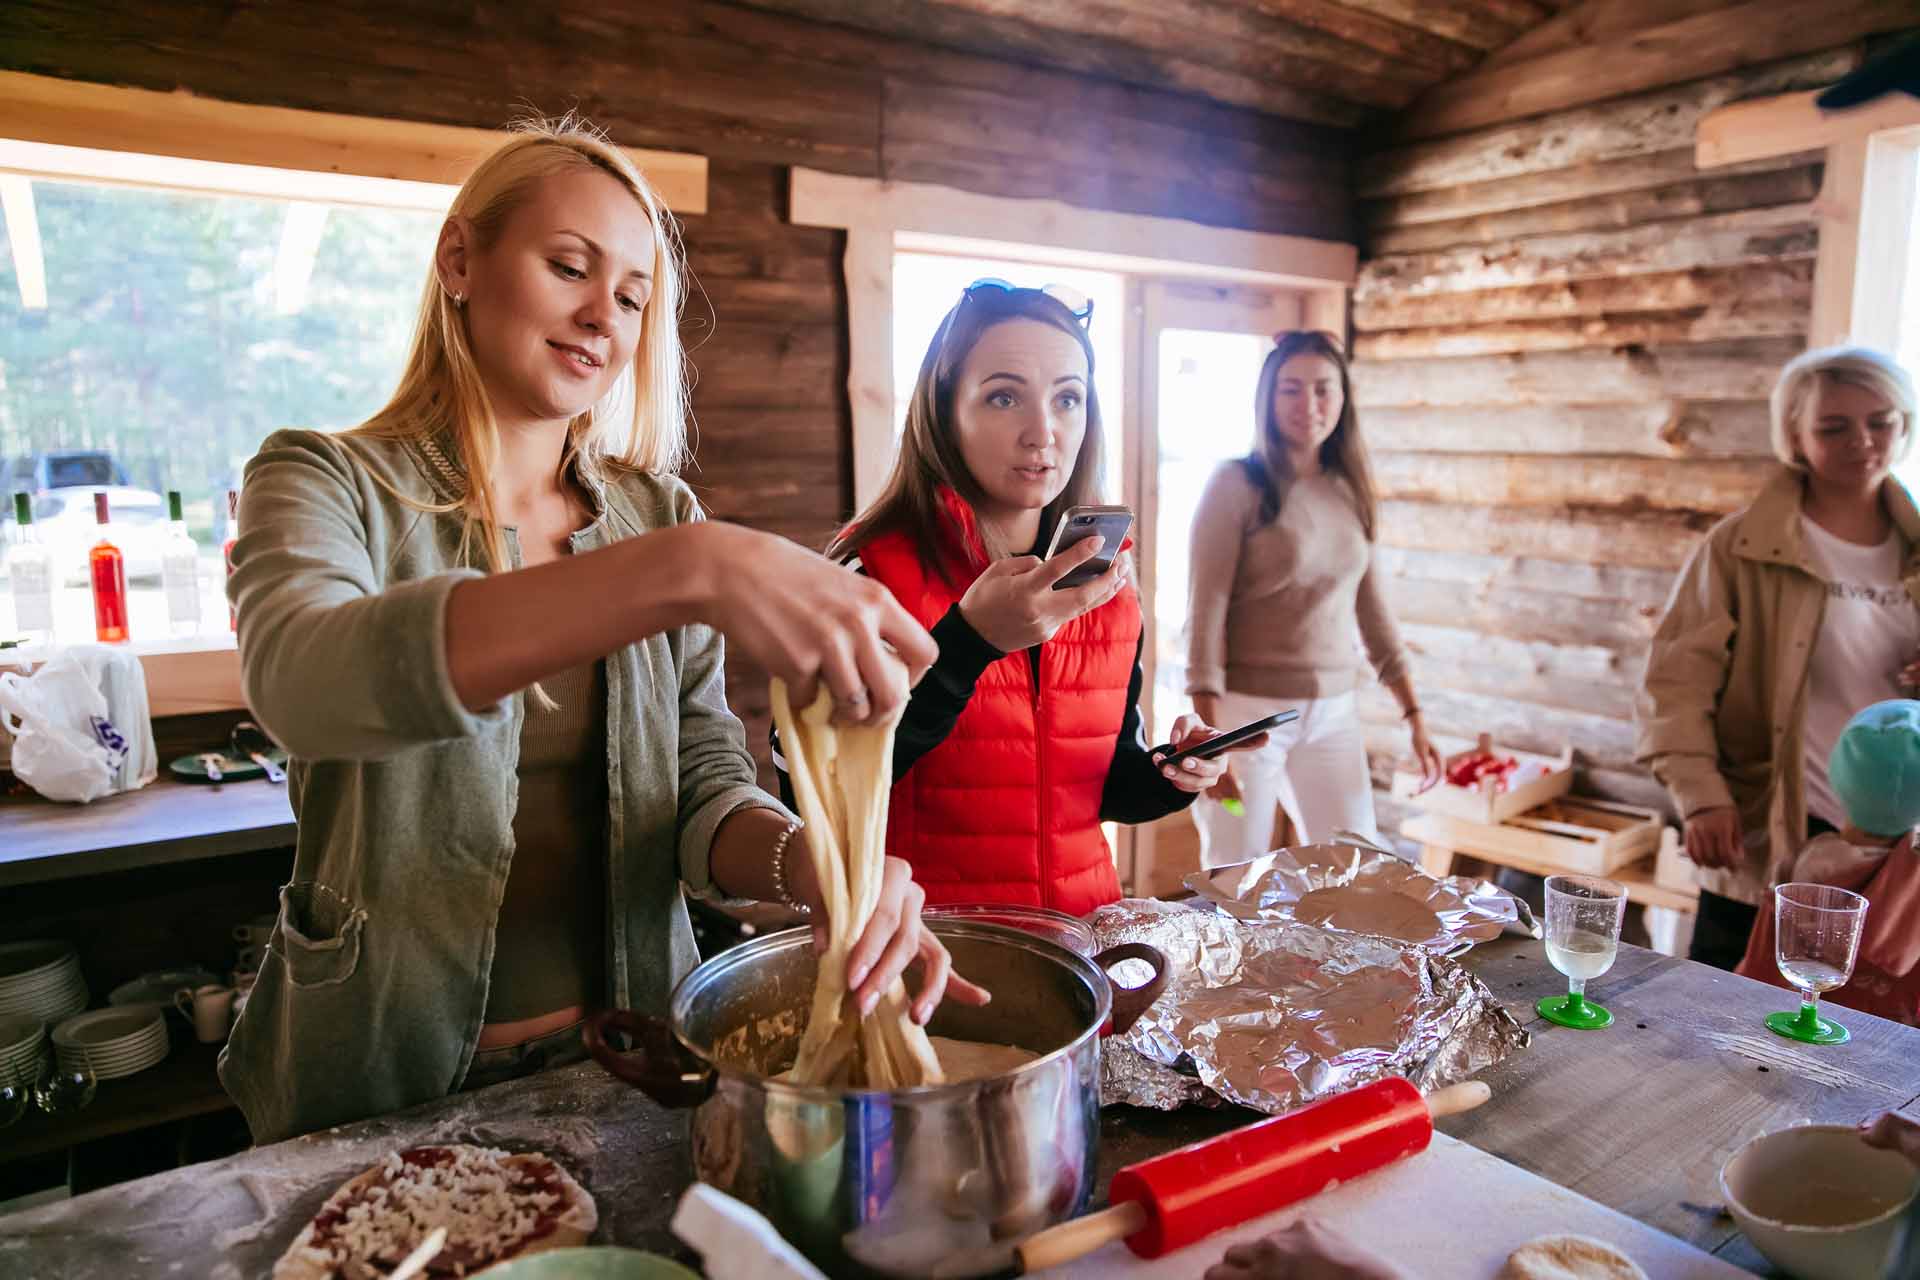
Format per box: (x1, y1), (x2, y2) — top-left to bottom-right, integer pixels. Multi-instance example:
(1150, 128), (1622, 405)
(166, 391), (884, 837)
(0, 1014), (47, 1085)
(52, 1006), (169, 1081)
(0, 941), (88, 1025)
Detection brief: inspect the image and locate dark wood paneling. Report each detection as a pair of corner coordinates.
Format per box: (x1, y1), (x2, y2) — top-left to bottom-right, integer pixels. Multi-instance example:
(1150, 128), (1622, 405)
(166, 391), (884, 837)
(1, 0), (1354, 561)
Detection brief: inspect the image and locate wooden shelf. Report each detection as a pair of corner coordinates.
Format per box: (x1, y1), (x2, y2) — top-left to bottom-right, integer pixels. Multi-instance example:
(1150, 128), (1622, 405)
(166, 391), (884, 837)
(0, 776), (294, 889)
(2, 1033), (233, 1163)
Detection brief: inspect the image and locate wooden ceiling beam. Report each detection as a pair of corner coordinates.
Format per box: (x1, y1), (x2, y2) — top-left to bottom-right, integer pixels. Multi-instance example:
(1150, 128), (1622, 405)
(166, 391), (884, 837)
(1314, 0), (1536, 51)
(728, 0), (1377, 124)
(1392, 0), (1916, 141)
(1475, 0), (1733, 72)
(1246, 0), (1483, 75)
(919, 0), (1428, 104)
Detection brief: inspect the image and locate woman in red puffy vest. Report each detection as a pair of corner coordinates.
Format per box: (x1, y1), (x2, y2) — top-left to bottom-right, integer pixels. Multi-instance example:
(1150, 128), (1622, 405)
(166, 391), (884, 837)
(778, 281), (1246, 917)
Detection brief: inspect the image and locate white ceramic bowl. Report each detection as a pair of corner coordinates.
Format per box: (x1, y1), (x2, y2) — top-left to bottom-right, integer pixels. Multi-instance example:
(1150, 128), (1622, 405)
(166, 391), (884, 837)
(1720, 1123), (1918, 1280)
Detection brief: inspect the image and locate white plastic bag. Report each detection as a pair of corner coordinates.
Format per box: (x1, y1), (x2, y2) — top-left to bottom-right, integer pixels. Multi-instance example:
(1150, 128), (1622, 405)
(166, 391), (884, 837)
(0, 645), (157, 803)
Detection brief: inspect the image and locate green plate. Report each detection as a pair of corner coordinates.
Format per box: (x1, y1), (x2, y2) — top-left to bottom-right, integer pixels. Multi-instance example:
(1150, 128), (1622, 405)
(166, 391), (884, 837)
(167, 750), (287, 784)
(481, 1248), (702, 1279)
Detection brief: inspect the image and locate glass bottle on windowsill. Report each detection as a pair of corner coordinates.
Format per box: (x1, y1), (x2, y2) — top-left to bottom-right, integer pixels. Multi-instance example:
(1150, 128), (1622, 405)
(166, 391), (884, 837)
(90, 492), (129, 644)
(161, 489), (201, 637)
(7, 492), (55, 647)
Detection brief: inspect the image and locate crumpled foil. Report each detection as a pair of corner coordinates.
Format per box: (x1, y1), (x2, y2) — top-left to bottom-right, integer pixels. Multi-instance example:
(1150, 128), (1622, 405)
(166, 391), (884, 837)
(1184, 843), (1539, 955)
(1100, 1040), (1217, 1111)
(1094, 898), (1530, 1115)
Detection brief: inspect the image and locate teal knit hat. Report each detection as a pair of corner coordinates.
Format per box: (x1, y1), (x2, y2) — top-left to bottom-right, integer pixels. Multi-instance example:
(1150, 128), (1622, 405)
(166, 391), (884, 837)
(1828, 699), (1920, 839)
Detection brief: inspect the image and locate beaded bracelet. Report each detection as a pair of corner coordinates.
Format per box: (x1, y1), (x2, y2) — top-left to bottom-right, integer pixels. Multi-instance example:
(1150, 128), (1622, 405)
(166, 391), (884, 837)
(769, 821), (810, 912)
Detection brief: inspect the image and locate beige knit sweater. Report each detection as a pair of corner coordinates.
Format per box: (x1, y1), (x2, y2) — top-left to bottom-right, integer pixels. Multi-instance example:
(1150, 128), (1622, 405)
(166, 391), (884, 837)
(1184, 460), (1409, 700)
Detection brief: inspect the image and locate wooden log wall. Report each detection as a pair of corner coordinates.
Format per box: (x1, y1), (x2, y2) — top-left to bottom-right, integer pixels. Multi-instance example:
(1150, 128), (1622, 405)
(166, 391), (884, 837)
(1350, 44), (1867, 833)
(0, 0), (1349, 778)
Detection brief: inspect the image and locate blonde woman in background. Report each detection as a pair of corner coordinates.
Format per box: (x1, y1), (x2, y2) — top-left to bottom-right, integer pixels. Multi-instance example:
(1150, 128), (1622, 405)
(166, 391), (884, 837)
(1638, 344), (1920, 972)
(1185, 330), (1441, 867)
(223, 118), (976, 1144)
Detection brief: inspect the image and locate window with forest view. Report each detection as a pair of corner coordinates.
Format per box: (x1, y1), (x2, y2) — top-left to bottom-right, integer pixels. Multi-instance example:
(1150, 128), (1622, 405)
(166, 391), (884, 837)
(1, 166), (440, 647)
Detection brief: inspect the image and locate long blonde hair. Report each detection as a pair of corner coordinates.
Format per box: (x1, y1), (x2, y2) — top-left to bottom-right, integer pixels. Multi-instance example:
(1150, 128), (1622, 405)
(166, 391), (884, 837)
(350, 115), (689, 572)
(830, 287), (1104, 579)
(1244, 330), (1379, 540)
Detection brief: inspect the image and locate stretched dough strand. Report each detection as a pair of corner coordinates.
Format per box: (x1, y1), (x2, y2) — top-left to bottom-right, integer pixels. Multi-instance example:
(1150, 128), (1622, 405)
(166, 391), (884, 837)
(772, 679), (943, 1089)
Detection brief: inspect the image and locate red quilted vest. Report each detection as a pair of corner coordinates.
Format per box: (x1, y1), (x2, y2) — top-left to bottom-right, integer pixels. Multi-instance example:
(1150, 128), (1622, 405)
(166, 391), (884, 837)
(855, 492), (1140, 917)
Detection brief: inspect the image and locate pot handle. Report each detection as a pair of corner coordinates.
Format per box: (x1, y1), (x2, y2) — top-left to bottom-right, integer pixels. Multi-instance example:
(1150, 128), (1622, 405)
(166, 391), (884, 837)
(1093, 942), (1170, 1037)
(583, 1008), (716, 1109)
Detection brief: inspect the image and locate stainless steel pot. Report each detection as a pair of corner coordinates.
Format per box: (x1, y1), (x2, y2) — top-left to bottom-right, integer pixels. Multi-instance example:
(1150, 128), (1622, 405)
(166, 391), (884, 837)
(585, 920), (1168, 1279)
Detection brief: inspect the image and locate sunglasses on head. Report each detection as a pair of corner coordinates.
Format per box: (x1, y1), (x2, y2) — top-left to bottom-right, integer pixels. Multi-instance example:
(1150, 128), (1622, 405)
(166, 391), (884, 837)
(962, 277), (1095, 326)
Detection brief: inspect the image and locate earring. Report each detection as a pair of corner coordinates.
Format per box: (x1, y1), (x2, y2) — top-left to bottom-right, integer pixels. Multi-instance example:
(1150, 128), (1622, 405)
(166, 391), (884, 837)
(453, 293), (466, 307)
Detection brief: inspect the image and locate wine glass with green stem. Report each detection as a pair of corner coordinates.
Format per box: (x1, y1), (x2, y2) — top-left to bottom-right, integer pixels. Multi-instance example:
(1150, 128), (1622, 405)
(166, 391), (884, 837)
(1765, 882), (1867, 1045)
(1538, 874), (1627, 1030)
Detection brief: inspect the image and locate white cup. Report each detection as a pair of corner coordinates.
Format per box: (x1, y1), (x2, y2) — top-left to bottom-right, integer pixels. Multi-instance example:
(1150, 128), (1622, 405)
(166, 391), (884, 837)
(175, 984), (236, 1044)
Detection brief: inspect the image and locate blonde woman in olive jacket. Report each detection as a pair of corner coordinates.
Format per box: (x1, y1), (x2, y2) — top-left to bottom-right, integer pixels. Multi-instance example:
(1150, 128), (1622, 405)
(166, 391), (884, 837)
(1636, 345), (1920, 972)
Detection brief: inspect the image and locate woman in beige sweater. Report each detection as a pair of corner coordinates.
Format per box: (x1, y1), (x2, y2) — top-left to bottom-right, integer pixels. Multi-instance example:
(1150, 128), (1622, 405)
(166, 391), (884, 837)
(1186, 331), (1440, 866)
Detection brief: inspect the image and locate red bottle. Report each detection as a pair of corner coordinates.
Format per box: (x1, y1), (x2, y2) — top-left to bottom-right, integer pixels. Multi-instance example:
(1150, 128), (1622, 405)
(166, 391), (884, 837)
(90, 491), (130, 643)
(223, 489), (239, 631)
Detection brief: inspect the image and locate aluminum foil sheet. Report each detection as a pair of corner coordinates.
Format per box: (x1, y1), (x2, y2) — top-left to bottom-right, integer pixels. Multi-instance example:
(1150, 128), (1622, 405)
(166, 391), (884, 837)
(1093, 898), (1529, 1115)
(1184, 843), (1539, 956)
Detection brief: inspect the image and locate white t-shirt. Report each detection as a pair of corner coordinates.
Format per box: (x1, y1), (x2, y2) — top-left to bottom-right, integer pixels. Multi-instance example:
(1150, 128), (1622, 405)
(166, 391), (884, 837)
(1800, 515), (1920, 826)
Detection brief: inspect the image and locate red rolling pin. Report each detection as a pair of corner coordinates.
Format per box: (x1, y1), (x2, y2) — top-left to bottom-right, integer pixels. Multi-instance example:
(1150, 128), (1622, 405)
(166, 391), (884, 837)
(1016, 1077), (1491, 1272)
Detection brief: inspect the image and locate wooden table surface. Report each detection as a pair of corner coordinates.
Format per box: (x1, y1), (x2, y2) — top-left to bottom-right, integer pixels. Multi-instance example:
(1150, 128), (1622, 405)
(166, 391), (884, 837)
(1452, 938), (1920, 1273)
(0, 775), (294, 888)
(2, 936), (1915, 1277)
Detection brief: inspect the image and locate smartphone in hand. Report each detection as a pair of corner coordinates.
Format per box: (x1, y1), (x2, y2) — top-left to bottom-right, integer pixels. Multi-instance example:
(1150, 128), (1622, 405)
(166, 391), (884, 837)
(1043, 505), (1133, 591)
(1154, 708), (1300, 767)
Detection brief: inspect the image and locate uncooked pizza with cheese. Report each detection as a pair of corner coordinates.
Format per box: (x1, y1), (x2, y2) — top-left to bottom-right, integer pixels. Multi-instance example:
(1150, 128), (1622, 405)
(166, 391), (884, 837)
(273, 1143), (597, 1278)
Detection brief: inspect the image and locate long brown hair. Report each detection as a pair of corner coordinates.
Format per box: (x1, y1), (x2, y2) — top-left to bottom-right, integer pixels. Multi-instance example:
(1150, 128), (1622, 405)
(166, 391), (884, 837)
(1243, 330), (1378, 539)
(830, 287), (1105, 578)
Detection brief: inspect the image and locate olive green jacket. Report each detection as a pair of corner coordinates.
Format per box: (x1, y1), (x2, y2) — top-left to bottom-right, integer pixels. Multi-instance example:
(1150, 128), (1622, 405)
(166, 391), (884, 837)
(219, 428), (788, 1143)
(1635, 466), (1920, 905)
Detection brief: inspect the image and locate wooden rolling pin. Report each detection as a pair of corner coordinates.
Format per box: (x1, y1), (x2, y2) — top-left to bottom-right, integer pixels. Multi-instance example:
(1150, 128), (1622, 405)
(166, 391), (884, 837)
(1018, 1077), (1492, 1273)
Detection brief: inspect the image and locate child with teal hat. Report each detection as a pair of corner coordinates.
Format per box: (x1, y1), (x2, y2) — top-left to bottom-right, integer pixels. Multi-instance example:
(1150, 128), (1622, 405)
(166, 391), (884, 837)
(1737, 699), (1920, 1025)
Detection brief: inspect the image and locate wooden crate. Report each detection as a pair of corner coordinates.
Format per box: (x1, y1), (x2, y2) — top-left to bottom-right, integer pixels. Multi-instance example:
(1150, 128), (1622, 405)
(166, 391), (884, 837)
(1653, 826), (1700, 897)
(1392, 733), (1575, 824)
(1408, 795), (1664, 877)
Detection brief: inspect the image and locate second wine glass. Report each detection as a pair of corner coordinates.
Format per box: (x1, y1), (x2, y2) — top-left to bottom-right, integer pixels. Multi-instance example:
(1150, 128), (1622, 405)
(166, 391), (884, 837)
(1765, 882), (1867, 1046)
(1538, 874), (1627, 1030)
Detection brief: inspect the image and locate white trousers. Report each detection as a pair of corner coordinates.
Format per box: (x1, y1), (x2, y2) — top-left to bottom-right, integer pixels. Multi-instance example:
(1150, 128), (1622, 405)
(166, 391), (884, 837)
(1192, 690), (1381, 869)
